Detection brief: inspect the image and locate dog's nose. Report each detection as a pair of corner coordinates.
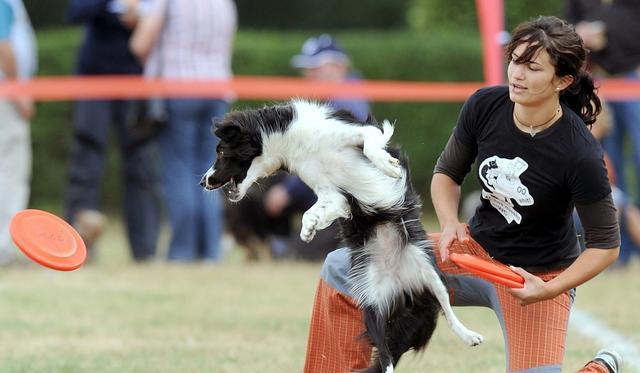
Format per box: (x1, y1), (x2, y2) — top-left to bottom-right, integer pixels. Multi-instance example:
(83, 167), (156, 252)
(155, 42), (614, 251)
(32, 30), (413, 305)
(199, 175), (207, 188)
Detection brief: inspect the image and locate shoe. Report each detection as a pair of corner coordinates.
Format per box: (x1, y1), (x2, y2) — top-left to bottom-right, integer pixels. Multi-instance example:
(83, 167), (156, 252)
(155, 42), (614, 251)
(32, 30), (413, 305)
(73, 209), (105, 249)
(593, 349), (623, 373)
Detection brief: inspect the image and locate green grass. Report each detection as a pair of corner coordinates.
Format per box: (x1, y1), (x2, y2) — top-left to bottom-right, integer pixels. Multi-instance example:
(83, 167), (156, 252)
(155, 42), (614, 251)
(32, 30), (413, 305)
(0, 219), (638, 372)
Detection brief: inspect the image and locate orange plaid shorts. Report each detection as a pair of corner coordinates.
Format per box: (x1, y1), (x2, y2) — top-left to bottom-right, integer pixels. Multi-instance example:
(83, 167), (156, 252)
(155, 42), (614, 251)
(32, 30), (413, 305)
(303, 235), (609, 373)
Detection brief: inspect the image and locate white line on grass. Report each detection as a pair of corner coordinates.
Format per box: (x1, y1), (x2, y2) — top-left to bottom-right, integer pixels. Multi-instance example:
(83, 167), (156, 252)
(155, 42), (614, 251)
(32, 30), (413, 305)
(570, 308), (640, 371)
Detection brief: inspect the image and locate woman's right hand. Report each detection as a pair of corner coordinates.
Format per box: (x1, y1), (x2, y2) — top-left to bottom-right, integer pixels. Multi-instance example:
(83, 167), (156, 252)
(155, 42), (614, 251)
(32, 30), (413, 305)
(438, 222), (469, 262)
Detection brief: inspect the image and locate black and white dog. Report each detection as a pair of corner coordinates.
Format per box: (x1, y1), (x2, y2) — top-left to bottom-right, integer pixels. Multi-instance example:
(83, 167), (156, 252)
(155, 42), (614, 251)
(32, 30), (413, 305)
(201, 100), (483, 372)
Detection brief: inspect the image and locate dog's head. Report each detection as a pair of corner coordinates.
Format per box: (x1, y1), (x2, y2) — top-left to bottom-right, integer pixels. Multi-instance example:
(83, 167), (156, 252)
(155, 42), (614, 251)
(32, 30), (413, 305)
(200, 112), (262, 199)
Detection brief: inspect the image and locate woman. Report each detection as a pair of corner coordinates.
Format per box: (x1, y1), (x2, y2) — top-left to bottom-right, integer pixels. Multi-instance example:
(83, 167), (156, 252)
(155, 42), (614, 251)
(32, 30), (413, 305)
(303, 16), (621, 373)
(130, 0), (237, 261)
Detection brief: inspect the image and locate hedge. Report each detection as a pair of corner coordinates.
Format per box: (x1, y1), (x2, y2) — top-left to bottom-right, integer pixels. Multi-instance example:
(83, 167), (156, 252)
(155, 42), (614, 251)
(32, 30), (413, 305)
(30, 27), (488, 212)
(25, 0), (410, 30)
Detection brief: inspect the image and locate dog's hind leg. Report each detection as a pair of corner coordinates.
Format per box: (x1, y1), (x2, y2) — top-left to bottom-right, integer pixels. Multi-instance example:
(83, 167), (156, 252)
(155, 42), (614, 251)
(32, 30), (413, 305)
(338, 122), (402, 179)
(420, 264), (484, 346)
(361, 121), (402, 179)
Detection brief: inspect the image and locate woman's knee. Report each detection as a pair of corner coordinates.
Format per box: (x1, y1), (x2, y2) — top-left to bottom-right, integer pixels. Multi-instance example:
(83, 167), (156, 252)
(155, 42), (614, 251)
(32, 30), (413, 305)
(320, 247), (352, 295)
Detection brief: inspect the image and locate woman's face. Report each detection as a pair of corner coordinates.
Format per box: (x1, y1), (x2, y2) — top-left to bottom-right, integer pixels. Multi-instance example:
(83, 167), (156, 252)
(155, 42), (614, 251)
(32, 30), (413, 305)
(302, 62), (348, 81)
(507, 43), (560, 105)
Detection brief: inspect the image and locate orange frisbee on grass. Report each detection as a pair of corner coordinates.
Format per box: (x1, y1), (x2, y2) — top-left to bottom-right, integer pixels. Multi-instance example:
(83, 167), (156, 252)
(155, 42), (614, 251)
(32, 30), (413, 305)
(450, 252), (524, 289)
(10, 209), (86, 271)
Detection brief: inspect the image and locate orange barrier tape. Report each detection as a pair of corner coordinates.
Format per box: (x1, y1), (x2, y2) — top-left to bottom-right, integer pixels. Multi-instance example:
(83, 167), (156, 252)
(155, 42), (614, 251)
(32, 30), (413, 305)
(0, 76), (483, 102)
(0, 75), (638, 102)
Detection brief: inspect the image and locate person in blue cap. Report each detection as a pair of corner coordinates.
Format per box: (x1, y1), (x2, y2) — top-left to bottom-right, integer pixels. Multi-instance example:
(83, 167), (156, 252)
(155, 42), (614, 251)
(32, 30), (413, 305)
(290, 33), (370, 120)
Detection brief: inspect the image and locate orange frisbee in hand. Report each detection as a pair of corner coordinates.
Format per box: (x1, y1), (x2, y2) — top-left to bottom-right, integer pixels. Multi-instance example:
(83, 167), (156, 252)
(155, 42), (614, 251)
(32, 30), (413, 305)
(450, 252), (524, 289)
(10, 209), (86, 271)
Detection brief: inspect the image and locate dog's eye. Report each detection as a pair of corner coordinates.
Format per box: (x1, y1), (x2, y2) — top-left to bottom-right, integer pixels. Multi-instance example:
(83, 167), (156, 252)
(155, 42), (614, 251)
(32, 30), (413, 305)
(219, 151), (224, 158)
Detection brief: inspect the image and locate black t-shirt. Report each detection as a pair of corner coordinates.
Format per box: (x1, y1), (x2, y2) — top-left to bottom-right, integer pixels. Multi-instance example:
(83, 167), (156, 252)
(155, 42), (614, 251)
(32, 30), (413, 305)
(451, 86), (611, 270)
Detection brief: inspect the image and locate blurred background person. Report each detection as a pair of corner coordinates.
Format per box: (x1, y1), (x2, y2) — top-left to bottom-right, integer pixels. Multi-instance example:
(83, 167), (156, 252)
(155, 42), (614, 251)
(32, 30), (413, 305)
(64, 0), (161, 263)
(291, 34), (370, 120)
(260, 34), (371, 261)
(0, 0), (36, 265)
(130, 0), (236, 262)
(575, 104), (640, 259)
(565, 0), (640, 266)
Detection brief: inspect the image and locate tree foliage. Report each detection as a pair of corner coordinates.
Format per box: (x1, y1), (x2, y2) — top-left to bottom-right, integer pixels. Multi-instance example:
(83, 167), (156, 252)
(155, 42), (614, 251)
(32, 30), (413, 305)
(235, 0), (410, 29)
(24, 0), (563, 31)
(407, 0), (563, 32)
(23, 0), (68, 29)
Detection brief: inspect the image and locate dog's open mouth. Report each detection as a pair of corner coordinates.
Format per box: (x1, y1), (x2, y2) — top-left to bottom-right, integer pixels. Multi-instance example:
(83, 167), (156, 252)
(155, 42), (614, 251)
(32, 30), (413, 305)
(222, 178), (241, 202)
(206, 176), (234, 191)
(221, 178), (236, 192)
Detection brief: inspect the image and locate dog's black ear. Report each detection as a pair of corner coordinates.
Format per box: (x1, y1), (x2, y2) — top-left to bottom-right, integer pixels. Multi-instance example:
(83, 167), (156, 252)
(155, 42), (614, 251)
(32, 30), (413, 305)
(214, 122), (242, 141)
(210, 117), (223, 136)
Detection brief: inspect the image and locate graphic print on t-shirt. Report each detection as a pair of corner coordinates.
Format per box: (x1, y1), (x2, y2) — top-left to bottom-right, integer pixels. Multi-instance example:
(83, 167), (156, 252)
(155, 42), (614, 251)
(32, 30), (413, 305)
(479, 155), (534, 224)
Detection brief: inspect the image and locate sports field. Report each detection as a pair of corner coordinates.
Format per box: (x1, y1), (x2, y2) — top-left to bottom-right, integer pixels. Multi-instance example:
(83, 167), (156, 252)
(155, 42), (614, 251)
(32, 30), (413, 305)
(0, 219), (638, 373)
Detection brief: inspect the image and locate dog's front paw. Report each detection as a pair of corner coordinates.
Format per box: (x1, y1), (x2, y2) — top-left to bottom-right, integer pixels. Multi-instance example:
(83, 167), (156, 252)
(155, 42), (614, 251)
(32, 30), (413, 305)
(227, 189), (243, 203)
(300, 212), (319, 242)
(300, 226), (316, 243)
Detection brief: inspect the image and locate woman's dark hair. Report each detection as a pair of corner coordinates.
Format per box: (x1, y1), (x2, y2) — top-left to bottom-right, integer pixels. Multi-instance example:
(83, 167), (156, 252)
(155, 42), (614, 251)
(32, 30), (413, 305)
(505, 16), (601, 125)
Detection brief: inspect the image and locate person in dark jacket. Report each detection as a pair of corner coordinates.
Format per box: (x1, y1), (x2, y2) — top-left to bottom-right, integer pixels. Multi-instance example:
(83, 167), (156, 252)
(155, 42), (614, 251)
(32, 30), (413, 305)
(64, 0), (161, 262)
(565, 0), (640, 266)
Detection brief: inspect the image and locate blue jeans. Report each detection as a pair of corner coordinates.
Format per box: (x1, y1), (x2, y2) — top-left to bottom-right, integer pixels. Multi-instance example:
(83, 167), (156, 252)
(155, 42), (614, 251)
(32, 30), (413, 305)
(601, 72), (640, 265)
(158, 98), (227, 261)
(64, 100), (161, 261)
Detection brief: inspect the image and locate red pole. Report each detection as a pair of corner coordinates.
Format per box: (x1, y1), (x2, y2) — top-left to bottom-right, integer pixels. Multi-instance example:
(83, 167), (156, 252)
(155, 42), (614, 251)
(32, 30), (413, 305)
(476, 0), (505, 85)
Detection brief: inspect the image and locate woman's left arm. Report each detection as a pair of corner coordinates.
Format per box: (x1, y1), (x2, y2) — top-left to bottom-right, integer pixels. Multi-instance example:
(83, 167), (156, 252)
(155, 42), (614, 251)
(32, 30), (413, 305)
(509, 247), (619, 306)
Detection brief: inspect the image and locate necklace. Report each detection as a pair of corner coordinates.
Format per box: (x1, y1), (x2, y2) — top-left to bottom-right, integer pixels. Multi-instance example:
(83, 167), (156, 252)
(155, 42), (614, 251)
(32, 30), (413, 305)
(514, 104), (561, 137)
